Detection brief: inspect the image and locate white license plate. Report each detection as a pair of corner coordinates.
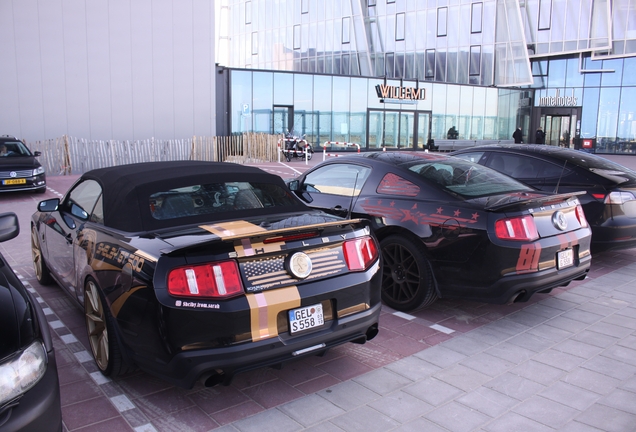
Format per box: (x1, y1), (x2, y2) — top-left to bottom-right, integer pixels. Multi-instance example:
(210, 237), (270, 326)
(288, 304), (324, 334)
(557, 249), (574, 269)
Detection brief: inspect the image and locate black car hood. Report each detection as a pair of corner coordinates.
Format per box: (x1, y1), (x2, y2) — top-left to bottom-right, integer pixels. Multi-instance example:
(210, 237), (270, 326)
(468, 191), (586, 212)
(154, 211), (355, 254)
(0, 156), (40, 171)
(0, 269), (37, 361)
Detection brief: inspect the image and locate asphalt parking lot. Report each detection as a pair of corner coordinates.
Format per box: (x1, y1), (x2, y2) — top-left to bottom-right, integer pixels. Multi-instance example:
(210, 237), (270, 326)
(1, 152), (636, 431)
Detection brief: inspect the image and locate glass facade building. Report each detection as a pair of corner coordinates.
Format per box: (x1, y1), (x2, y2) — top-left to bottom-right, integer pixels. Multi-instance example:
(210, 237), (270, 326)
(216, 0), (636, 154)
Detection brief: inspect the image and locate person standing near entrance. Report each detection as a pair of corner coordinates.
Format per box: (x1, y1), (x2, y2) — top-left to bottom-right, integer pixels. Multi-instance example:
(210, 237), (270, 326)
(513, 127), (523, 143)
(535, 127), (546, 144)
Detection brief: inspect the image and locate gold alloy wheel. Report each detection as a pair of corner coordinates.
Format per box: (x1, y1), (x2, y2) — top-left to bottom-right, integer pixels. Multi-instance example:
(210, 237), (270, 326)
(31, 227), (45, 281)
(85, 281), (109, 371)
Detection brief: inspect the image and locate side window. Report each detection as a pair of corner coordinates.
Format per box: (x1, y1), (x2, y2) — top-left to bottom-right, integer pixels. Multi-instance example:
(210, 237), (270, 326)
(90, 194), (104, 224)
(489, 154), (541, 179)
(302, 164), (371, 197)
(535, 159), (570, 178)
(377, 173), (420, 196)
(453, 152), (485, 164)
(64, 179), (102, 221)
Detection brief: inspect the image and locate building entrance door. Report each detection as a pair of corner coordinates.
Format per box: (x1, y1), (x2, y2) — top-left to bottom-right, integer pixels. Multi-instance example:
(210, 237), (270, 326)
(367, 109), (432, 150)
(273, 105), (294, 135)
(534, 107), (581, 148)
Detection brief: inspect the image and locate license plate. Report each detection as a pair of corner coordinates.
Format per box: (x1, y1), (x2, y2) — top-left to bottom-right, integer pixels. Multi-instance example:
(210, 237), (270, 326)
(288, 304), (324, 334)
(2, 178), (26, 185)
(557, 249), (574, 269)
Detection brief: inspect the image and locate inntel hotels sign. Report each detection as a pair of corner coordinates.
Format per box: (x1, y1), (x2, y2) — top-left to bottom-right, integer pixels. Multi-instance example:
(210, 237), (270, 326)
(376, 83), (425, 103)
(539, 89), (578, 107)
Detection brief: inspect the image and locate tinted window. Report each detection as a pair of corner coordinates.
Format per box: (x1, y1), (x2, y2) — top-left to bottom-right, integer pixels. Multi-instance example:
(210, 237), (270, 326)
(65, 180), (102, 221)
(150, 182), (299, 221)
(302, 164), (372, 197)
(404, 158), (532, 198)
(0, 140), (32, 157)
(452, 151), (485, 164)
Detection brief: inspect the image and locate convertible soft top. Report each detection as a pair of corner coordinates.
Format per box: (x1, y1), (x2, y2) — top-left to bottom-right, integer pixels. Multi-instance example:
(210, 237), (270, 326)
(82, 161), (306, 232)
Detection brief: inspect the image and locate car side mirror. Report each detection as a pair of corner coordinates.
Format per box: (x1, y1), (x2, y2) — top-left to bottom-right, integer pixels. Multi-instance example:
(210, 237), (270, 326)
(287, 180), (299, 191)
(0, 212), (19, 242)
(38, 198), (60, 212)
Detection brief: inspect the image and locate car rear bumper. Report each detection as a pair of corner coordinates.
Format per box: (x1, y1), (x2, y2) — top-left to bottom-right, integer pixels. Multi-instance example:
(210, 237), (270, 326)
(136, 302), (381, 389)
(0, 353), (62, 432)
(591, 224), (636, 251)
(450, 252), (591, 304)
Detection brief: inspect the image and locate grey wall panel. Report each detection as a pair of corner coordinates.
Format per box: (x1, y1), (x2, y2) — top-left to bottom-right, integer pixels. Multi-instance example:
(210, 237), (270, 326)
(61, 0), (92, 139)
(0, 0), (216, 142)
(130, 0), (155, 140)
(172, 0), (196, 139)
(0, 1), (22, 137)
(86, 0), (114, 139)
(38, 0), (69, 138)
(13, 0), (46, 139)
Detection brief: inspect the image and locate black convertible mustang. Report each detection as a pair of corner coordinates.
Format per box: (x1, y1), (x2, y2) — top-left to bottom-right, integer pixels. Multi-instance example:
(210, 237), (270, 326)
(31, 161), (381, 388)
(287, 152), (592, 311)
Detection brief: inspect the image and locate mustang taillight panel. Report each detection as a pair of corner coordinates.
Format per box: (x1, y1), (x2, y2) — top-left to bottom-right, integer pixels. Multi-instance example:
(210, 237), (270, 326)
(495, 215), (539, 241)
(167, 260), (244, 298)
(343, 236), (379, 271)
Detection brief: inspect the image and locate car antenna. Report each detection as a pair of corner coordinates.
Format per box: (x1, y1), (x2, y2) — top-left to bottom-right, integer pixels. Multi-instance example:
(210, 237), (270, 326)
(554, 159), (567, 194)
(347, 172), (360, 220)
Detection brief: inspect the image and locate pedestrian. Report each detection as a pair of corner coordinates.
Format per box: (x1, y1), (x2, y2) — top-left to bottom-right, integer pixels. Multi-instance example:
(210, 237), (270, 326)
(513, 127), (523, 143)
(447, 126), (458, 139)
(535, 127), (545, 144)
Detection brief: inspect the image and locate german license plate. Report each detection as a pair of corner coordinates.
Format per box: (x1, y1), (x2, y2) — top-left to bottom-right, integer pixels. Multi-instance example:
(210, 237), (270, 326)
(289, 304), (324, 334)
(2, 178), (26, 185)
(557, 249), (574, 269)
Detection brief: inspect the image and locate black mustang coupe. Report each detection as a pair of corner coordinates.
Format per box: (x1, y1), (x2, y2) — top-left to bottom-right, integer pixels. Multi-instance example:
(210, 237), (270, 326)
(31, 161), (381, 388)
(287, 152), (592, 311)
(452, 144), (636, 252)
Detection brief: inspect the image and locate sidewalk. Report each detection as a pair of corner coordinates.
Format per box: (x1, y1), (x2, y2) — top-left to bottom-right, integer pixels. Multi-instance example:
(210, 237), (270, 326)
(220, 248), (636, 432)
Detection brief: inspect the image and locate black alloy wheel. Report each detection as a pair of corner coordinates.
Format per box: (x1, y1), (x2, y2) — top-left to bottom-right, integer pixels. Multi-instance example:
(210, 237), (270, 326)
(380, 234), (438, 311)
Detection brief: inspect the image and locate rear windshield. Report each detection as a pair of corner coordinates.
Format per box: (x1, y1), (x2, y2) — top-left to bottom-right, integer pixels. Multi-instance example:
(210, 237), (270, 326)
(149, 181), (300, 221)
(562, 152), (636, 184)
(404, 158), (533, 198)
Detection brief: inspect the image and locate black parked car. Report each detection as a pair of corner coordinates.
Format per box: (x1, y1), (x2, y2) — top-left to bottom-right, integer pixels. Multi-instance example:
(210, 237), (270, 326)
(0, 212), (62, 432)
(0, 136), (46, 193)
(31, 161), (381, 388)
(451, 144), (636, 252)
(287, 152), (592, 311)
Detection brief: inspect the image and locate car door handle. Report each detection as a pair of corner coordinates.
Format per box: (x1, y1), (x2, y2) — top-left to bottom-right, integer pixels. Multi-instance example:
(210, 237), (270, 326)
(331, 205), (349, 217)
(65, 234), (73, 245)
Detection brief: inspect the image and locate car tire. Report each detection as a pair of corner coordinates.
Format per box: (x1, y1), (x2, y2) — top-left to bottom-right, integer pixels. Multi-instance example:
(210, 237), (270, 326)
(84, 278), (132, 377)
(380, 234), (438, 311)
(31, 225), (54, 285)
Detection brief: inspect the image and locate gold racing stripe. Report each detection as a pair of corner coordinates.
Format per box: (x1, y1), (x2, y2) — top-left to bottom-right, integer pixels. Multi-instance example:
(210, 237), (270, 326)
(246, 286), (301, 341)
(200, 220), (267, 238)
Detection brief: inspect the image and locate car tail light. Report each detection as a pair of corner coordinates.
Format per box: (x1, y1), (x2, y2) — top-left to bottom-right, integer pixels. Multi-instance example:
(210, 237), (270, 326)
(591, 193), (606, 200)
(604, 191), (636, 205)
(495, 215), (539, 241)
(575, 205), (588, 227)
(343, 236), (379, 271)
(167, 260), (243, 298)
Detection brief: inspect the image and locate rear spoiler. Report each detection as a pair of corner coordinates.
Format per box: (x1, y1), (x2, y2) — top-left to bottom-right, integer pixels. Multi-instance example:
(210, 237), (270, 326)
(160, 218), (367, 255)
(484, 191), (586, 212)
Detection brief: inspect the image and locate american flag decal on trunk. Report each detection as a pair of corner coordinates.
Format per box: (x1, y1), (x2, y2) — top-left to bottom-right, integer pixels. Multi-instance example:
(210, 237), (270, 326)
(241, 245), (346, 292)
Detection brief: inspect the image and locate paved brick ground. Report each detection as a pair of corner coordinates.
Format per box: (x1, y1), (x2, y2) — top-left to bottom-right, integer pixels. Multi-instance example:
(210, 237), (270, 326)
(1, 154), (635, 431)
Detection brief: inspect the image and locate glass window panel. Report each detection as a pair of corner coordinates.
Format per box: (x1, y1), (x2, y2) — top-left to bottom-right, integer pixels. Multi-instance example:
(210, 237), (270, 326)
(547, 58), (567, 88)
(314, 75), (332, 144)
(446, 85), (461, 138)
(301, 0), (309, 14)
(618, 87), (636, 145)
(386, 52), (395, 77)
(395, 53), (405, 78)
(565, 57), (584, 87)
(437, 7), (447, 37)
(471, 2), (483, 34)
(293, 25), (301, 49)
(581, 87), (600, 138)
(435, 51), (446, 82)
(469, 45), (481, 76)
(245, 0), (251, 24)
(342, 53), (350, 75)
(252, 72), (273, 133)
(405, 52), (415, 80)
(538, 0), (552, 30)
(342, 17), (351, 44)
(274, 73), (294, 105)
(601, 59), (624, 87)
(251, 32), (258, 55)
(396, 12), (405, 41)
(349, 78), (367, 146)
(332, 77), (350, 142)
(231, 71), (253, 133)
(597, 87), (620, 142)
(425, 49), (435, 79)
(623, 57), (636, 86)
